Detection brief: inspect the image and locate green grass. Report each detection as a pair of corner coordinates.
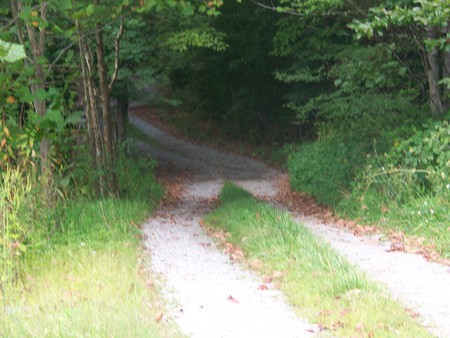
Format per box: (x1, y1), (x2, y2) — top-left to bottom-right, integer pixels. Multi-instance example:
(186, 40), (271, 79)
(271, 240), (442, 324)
(0, 155), (182, 337)
(338, 168), (450, 259)
(205, 183), (432, 337)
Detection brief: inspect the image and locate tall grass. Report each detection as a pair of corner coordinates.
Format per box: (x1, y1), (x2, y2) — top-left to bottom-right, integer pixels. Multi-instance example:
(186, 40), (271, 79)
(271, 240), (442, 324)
(339, 166), (450, 258)
(205, 183), (431, 337)
(0, 152), (181, 337)
(0, 167), (40, 298)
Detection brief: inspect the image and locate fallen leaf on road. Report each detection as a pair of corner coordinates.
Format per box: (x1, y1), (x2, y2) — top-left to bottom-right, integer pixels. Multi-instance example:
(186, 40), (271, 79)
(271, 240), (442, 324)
(155, 312), (164, 323)
(388, 242), (405, 252)
(231, 249), (244, 261)
(249, 259), (262, 269)
(227, 295), (239, 304)
(272, 271), (285, 279)
(262, 275), (272, 283)
(405, 308), (420, 318)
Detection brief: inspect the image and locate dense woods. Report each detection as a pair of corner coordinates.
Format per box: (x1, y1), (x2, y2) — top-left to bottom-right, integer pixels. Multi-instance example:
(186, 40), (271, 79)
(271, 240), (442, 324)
(1, 0), (449, 305)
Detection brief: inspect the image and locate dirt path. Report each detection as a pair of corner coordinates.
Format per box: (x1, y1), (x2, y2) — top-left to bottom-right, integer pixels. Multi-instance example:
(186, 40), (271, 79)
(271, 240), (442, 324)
(131, 115), (450, 338)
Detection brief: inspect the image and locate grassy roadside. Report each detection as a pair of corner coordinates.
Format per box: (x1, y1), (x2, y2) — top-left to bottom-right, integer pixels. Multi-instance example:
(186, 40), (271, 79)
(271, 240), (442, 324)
(0, 155), (182, 337)
(205, 183), (431, 337)
(338, 176), (450, 260)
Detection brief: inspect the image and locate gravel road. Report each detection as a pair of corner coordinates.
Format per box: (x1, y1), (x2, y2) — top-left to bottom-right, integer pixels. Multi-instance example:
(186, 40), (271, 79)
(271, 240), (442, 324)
(131, 114), (450, 338)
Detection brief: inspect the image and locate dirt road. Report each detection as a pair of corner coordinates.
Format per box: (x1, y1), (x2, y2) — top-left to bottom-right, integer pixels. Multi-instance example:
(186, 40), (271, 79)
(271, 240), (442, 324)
(131, 114), (450, 338)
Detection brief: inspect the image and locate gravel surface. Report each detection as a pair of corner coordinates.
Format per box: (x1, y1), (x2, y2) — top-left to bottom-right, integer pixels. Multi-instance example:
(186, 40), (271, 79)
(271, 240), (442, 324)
(131, 115), (450, 338)
(295, 215), (450, 338)
(145, 192), (316, 338)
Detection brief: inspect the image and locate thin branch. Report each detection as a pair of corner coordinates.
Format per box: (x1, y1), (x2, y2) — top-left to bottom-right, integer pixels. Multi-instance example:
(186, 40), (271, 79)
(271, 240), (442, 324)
(109, 16), (124, 91)
(47, 39), (79, 74)
(39, 2), (48, 55)
(248, 0), (304, 16)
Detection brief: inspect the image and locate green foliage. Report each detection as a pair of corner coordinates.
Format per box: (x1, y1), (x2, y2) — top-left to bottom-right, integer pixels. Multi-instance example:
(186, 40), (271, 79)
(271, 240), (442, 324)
(288, 136), (366, 206)
(351, 0), (450, 46)
(0, 39), (26, 63)
(338, 121), (450, 257)
(167, 27), (228, 51)
(388, 120), (450, 195)
(206, 183), (430, 337)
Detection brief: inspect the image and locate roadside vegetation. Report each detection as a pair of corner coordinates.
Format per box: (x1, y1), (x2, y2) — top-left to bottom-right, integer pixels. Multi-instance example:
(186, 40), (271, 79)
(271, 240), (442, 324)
(0, 149), (183, 336)
(205, 183), (431, 337)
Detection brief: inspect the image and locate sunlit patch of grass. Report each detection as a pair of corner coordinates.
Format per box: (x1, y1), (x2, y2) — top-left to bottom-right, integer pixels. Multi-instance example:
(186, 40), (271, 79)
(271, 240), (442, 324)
(1, 154), (180, 337)
(1, 243), (180, 337)
(205, 183), (431, 337)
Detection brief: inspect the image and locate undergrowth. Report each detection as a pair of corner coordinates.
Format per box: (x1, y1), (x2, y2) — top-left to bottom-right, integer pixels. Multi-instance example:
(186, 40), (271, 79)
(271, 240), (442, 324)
(0, 152), (179, 337)
(205, 183), (431, 337)
(337, 120), (450, 258)
(286, 118), (450, 259)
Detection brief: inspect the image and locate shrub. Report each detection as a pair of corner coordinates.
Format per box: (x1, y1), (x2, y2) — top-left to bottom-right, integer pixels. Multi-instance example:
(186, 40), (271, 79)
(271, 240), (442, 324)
(387, 120), (450, 196)
(288, 136), (366, 206)
(338, 120), (450, 257)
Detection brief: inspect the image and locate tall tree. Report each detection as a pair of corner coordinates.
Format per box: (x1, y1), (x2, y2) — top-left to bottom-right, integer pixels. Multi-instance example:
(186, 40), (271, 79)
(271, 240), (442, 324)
(351, 0), (450, 115)
(11, 0), (52, 199)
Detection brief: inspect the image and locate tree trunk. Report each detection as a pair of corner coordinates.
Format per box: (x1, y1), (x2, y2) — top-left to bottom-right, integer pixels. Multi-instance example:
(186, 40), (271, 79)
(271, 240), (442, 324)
(13, 0), (52, 202)
(94, 0), (118, 197)
(426, 26), (444, 115)
(115, 81), (129, 144)
(442, 22), (450, 113)
(77, 21), (106, 197)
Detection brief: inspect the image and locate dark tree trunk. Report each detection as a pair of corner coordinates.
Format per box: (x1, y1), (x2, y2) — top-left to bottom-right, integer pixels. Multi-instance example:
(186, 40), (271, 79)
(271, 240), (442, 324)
(443, 22), (450, 113)
(94, 0), (118, 197)
(115, 81), (129, 144)
(426, 26), (444, 115)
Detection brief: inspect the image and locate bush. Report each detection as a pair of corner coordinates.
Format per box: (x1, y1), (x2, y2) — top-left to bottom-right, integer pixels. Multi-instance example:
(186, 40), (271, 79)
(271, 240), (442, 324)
(288, 136), (366, 206)
(387, 120), (450, 196)
(337, 120), (450, 257)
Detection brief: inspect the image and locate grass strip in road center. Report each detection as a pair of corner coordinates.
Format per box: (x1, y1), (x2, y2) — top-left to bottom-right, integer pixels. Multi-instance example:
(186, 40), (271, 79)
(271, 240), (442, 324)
(204, 183), (431, 337)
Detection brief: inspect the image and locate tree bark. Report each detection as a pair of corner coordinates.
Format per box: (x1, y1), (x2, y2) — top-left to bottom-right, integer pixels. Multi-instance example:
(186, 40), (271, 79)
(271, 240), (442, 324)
(94, 0), (118, 197)
(426, 26), (444, 115)
(115, 81), (129, 144)
(77, 21), (105, 196)
(442, 22), (450, 113)
(13, 0), (52, 202)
